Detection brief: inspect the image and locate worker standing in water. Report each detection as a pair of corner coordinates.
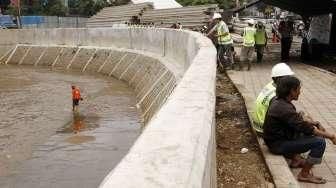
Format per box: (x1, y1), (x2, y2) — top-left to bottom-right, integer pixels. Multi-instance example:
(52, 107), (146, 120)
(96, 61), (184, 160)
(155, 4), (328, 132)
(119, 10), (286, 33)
(71, 85), (83, 112)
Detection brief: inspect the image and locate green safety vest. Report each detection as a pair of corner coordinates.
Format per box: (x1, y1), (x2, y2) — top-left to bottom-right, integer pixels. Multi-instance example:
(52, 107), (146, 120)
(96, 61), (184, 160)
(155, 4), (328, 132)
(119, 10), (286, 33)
(217, 21), (233, 45)
(252, 82), (276, 133)
(255, 29), (267, 45)
(243, 26), (256, 47)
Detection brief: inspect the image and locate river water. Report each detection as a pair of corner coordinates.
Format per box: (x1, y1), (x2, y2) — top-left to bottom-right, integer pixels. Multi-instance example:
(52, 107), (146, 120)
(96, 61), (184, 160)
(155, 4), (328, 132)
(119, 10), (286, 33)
(0, 65), (141, 188)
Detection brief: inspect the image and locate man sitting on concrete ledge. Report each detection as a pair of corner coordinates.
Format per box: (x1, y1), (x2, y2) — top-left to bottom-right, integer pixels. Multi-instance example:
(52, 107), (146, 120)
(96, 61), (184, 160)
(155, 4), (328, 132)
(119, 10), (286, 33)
(252, 63), (294, 134)
(263, 76), (336, 184)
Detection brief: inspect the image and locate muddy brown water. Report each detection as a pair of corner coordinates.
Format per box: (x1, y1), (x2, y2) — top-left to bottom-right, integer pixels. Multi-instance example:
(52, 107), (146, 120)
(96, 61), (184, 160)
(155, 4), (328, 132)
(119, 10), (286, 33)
(0, 65), (142, 188)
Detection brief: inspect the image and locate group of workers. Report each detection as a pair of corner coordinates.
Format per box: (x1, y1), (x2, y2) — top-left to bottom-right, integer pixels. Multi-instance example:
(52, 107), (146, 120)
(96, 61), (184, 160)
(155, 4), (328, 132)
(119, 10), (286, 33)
(207, 12), (297, 72)
(252, 63), (336, 184)
(206, 12), (335, 184)
(240, 18), (268, 69)
(207, 13), (268, 71)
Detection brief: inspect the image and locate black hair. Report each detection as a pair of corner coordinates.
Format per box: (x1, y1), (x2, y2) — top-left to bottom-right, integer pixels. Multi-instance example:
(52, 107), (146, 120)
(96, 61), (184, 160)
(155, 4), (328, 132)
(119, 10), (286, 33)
(276, 76), (301, 99)
(272, 76), (284, 86)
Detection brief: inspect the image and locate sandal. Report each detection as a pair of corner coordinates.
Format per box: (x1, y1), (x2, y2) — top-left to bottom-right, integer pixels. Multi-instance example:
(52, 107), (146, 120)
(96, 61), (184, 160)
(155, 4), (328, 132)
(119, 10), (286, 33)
(298, 173), (327, 184)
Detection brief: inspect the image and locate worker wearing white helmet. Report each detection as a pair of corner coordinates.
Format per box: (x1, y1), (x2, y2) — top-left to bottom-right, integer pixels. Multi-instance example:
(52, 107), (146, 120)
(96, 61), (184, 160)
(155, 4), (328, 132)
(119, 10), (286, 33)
(212, 12), (222, 20)
(247, 19), (255, 25)
(255, 21), (268, 63)
(240, 19), (256, 70)
(207, 13), (234, 70)
(252, 63), (294, 134)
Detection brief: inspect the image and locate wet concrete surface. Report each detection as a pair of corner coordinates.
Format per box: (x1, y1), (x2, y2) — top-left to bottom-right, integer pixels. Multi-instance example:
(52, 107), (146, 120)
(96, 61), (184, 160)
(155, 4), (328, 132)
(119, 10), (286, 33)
(0, 65), (142, 188)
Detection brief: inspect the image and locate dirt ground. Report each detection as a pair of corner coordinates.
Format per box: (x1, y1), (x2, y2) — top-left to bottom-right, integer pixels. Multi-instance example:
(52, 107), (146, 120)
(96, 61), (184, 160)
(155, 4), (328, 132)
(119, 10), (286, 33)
(216, 73), (273, 188)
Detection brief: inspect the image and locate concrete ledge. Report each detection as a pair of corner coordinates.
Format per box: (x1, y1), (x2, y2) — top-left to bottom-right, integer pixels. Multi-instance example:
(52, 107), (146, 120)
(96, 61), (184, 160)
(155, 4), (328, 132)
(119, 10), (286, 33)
(99, 33), (217, 188)
(0, 28), (217, 188)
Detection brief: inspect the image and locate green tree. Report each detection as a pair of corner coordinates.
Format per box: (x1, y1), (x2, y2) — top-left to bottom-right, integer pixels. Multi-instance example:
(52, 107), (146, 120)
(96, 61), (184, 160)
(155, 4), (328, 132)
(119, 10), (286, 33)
(3, 5), (17, 16)
(94, 0), (109, 12)
(109, 0), (130, 6)
(69, 0), (111, 16)
(176, 0), (236, 10)
(19, 0), (69, 16)
(0, 0), (11, 13)
(176, 0), (256, 10)
(22, 1), (44, 15)
(43, 0), (67, 16)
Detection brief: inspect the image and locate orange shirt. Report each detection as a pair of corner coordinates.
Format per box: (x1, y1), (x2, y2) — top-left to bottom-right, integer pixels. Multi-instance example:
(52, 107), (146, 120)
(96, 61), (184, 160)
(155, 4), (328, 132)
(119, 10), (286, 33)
(72, 89), (81, 100)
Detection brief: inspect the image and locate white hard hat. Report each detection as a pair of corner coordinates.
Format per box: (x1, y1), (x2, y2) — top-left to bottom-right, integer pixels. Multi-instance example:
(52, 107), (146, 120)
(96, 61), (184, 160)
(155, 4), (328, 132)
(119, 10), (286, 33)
(271, 63), (295, 78)
(247, 19), (255, 25)
(212, 13), (222, 19)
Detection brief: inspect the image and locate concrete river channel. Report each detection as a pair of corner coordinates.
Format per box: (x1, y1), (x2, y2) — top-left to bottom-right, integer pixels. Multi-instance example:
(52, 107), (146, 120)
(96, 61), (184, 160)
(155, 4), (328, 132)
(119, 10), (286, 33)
(0, 65), (142, 188)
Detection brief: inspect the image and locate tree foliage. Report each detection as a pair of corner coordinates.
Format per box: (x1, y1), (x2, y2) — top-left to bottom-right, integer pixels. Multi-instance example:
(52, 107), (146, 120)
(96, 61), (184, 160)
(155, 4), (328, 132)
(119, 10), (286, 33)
(68, 0), (130, 16)
(4, 0), (67, 16)
(43, 0), (68, 16)
(0, 0), (11, 13)
(176, 0), (235, 10)
(109, 0), (130, 6)
(69, 0), (96, 16)
(176, 0), (256, 10)
(3, 0), (117, 16)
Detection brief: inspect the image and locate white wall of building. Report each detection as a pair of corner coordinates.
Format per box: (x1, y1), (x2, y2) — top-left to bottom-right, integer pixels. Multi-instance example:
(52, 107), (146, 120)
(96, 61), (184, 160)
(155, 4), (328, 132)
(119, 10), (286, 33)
(131, 0), (182, 9)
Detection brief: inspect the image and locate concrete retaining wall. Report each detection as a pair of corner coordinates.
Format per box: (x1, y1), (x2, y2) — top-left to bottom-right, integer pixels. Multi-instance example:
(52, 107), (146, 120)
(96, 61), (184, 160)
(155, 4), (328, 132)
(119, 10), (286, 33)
(0, 28), (217, 188)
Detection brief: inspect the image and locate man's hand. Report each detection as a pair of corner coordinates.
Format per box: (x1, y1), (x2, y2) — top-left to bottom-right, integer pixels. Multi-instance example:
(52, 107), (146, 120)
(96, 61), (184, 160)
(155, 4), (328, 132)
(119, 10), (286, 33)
(315, 122), (326, 132)
(331, 134), (336, 145)
(300, 112), (325, 131)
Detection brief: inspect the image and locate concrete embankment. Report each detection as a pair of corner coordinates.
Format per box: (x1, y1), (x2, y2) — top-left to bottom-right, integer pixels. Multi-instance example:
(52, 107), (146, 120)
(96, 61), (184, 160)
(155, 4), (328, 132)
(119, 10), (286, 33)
(0, 27), (217, 187)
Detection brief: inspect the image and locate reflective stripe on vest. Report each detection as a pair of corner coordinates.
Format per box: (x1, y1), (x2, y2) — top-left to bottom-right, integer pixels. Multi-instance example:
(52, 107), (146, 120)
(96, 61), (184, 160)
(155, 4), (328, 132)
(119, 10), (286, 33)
(217, 21), (232, 45)
(255, 29), (266, 45)
(243, 27), (256, 46)
(252, 82), (276, 133)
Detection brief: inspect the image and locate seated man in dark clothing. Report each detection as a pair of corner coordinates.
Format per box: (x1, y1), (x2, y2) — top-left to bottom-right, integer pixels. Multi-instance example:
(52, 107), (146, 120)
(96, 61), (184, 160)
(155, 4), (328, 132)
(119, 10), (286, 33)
(263, 76), (336, 184)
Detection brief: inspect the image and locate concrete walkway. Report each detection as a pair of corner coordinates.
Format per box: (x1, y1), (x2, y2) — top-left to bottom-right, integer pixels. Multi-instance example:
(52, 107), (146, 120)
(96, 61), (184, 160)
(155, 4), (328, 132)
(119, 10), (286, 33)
(227, 62), (336, 188)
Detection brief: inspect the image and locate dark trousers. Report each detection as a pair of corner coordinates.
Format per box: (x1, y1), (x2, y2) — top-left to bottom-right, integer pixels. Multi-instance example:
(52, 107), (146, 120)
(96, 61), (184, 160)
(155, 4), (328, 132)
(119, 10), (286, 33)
(269, 136), (326, 165)
(281, 37), (292, 61)
(255, 44), (265, 63)
(217, 44), (233, 67)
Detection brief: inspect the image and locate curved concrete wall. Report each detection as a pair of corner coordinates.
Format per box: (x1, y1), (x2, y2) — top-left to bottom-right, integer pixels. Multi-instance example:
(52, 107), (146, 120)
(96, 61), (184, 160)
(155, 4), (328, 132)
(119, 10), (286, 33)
(3, 44), (176, 123)
(0, 28), (217, 188)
